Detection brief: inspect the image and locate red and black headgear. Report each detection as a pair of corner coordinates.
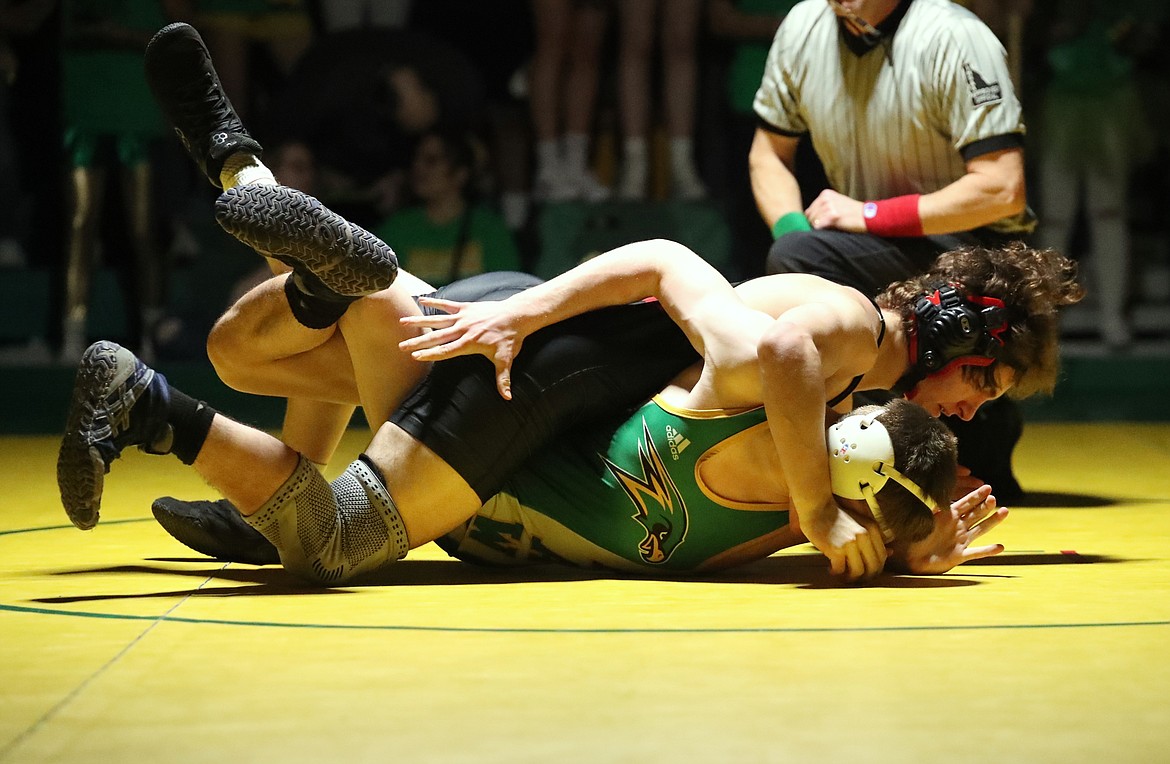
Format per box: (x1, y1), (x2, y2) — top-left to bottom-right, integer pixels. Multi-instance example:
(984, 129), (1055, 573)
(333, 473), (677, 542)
(897, 284), (1009, 391)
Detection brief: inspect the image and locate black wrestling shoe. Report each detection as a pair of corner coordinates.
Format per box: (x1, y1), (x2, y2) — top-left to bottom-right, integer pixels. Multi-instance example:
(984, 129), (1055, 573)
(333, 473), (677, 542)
(152, 496), (280, 566)
(144, 22), (263, 188)
(215, 184), (398, 297)
(57, 342), (172, 530)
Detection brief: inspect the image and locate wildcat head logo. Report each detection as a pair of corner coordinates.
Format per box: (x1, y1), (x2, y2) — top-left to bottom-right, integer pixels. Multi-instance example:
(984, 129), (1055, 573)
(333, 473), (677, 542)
(604, 418), (689, 564)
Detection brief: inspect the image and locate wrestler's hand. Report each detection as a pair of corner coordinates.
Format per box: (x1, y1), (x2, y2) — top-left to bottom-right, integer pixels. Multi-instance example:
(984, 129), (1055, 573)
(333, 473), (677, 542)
(804, 189), (866, 233)
(954, 464), (986, 500)
(888, 485), (1008, 575)
(805, 502), (888, 583)
(398, 297), (526, 399)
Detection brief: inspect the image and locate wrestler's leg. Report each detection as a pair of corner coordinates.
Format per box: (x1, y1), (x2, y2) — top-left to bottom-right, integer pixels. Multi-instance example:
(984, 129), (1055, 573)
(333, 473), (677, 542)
(206, 273), (429, 422)
(153, 273), (539, 563)
(195, 415), (480, 583)
(146, 19), (407, 410)
(390, 294), (700, 503)
(143, 22), (436, 554)
(58, 340), (478, 584)
(146, 20), (387, 463)
(58, 341), (292, 530)
(280, 399), (354, 466)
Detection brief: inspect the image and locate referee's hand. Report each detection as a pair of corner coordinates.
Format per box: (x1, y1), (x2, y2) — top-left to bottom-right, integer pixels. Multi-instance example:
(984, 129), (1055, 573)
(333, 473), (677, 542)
(804, 189), (866, 233)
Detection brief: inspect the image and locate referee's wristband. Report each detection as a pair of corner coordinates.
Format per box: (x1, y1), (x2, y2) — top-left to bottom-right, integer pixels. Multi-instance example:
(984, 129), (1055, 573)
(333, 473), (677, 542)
(771, 211), (812, 239)
(862, 194), (923, 237)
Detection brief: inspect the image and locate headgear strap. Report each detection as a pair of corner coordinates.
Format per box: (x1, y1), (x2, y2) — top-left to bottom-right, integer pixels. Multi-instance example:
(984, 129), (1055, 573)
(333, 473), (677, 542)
(908, 284), (1008, 380)
(827, 413), (938, 544)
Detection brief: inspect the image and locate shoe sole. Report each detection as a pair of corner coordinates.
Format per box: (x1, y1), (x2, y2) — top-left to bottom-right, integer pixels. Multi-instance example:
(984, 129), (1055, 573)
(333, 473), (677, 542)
(215, 185), (398, 297)
(57, 342), (153, 530)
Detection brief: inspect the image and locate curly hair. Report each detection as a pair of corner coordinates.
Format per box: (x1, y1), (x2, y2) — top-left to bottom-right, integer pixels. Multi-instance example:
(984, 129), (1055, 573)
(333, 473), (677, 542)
(875, 242), (1083, 398)
(852, 400), (957, 543)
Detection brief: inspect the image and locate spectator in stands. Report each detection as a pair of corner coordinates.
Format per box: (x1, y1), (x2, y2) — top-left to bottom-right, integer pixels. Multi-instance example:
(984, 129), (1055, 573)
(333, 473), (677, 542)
(1033, 0), (1159, 348)
(373, 127), (522, 287)
(528, 0), (611, 203)
(615, 0), (706, 201)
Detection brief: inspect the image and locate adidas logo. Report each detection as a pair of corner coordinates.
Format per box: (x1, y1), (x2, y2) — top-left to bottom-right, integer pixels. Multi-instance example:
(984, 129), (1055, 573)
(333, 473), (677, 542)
(665, 425), (691, 461)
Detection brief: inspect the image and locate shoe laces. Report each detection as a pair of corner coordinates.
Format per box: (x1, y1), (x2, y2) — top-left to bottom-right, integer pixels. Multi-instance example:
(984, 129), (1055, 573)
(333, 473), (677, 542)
(170, 71), (241, 140)
(91, 364), (166, 468)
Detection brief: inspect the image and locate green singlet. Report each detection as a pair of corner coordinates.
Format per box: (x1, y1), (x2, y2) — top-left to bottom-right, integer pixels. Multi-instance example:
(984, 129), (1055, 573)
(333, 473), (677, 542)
(439, 396), (790, 573)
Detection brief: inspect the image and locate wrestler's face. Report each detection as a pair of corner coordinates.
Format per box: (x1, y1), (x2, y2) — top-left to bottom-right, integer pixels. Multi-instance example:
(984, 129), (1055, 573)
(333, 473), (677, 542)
(826, 0), (899, 28)
(906, 365), (1013, 421)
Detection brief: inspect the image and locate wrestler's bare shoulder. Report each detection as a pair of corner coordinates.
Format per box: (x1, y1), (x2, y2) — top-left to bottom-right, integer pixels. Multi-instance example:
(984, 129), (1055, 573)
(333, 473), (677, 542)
(732, 273), (869, 318)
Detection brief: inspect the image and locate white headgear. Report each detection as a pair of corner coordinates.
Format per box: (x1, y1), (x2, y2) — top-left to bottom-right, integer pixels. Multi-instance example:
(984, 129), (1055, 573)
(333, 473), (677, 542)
(826, 413), (937, 543)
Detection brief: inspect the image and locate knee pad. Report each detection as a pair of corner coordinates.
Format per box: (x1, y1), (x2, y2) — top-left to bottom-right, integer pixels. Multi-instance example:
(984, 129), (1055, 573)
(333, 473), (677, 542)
(244, 456), (409, 585)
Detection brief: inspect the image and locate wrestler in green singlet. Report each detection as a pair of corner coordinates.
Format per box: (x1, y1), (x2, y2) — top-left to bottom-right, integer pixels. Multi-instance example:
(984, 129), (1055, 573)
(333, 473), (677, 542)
(440, 396), (790, 574)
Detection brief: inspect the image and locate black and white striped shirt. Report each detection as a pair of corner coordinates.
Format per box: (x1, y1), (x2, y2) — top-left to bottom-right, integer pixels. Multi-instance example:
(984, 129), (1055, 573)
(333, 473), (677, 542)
(754, 0), (1035, 234)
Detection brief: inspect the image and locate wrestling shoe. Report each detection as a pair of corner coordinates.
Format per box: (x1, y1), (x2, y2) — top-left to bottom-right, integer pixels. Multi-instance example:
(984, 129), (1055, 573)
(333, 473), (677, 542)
(144, 22), (263, 188)
(152, 496), (280, 566)
(215, 184), (398, 297)
(57, 342), (172, 530)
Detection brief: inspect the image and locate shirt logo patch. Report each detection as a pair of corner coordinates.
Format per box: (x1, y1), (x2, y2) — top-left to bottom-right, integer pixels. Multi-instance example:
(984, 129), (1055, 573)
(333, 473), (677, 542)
(665, 425), (691, 461)
(963, 63), (1002, 106)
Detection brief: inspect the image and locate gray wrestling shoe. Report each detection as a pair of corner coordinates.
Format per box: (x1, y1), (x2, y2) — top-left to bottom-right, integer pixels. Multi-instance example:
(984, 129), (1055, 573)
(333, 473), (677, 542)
(152, 496), (280, 566)
(57, 342), (172, 530)
(215, 184), (398, 297)
(144, 22), (263, 188)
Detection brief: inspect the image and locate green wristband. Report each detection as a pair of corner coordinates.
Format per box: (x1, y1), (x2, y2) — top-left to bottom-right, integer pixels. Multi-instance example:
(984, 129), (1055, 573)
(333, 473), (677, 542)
(771, 211), (812, 239)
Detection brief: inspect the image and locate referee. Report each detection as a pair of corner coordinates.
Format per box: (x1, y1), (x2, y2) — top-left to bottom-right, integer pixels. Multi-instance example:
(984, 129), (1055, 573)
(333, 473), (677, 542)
(749, 0), (1035, 500)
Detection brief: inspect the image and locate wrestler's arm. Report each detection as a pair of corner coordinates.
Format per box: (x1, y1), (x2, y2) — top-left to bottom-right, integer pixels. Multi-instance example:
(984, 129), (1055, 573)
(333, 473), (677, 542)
(398, 239), (741, 397)
(755, 300), (889, 581)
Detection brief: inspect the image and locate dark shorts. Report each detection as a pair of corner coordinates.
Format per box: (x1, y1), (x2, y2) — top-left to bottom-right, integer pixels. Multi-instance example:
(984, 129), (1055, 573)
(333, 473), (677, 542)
(389, 271), (700, 502)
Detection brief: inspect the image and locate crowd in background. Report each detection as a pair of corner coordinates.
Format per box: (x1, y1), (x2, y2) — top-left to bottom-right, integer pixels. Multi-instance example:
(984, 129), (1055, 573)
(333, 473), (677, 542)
(0, 0), (1166, 363)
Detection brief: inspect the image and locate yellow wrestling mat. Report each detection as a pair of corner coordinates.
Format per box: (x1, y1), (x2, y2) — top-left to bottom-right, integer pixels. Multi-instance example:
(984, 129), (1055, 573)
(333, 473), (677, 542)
(2, 423), (1168, 763)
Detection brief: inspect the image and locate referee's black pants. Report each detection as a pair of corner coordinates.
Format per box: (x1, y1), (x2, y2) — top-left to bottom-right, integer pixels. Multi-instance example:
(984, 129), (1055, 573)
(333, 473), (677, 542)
(765, 228), (1026, 502)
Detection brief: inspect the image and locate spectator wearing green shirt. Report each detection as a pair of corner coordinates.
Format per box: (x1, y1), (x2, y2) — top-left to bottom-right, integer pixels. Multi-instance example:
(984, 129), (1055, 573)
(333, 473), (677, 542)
(374, 128), (522, 288)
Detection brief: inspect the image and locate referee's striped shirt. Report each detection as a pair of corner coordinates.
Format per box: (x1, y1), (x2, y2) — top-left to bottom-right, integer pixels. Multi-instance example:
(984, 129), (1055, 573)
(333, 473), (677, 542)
(754, 0), (1035, 235)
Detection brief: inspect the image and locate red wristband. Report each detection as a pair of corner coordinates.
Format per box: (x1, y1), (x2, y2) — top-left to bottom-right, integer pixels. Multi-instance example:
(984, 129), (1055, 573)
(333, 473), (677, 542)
(862, 194), (923, 237)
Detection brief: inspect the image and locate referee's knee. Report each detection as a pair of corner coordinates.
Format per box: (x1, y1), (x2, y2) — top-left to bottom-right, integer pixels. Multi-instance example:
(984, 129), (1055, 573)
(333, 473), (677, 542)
(765, 230), (818, 275)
